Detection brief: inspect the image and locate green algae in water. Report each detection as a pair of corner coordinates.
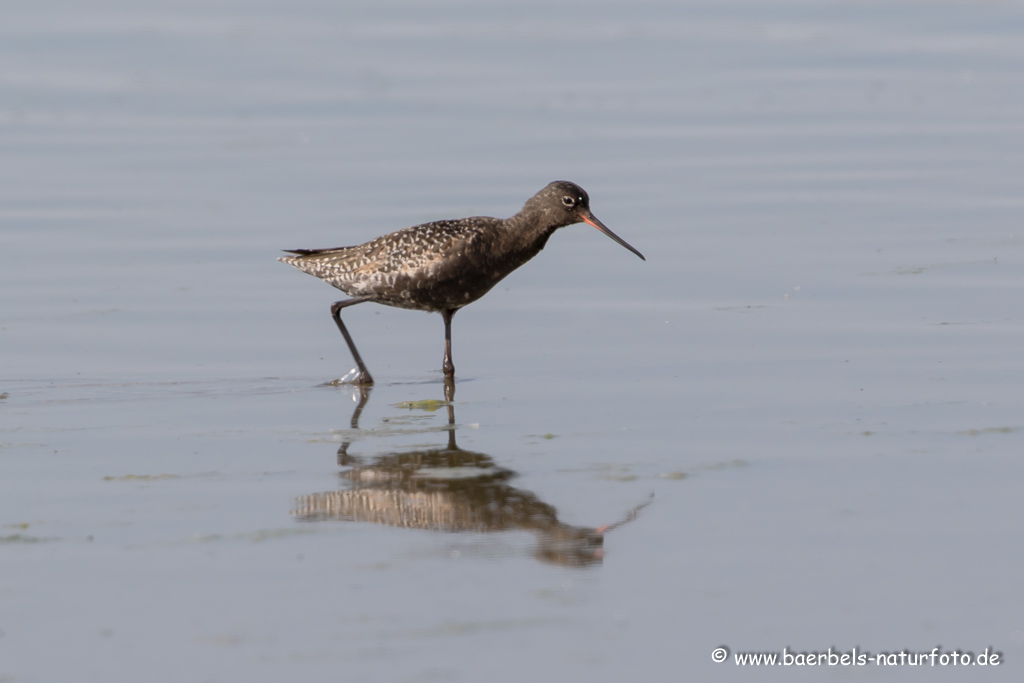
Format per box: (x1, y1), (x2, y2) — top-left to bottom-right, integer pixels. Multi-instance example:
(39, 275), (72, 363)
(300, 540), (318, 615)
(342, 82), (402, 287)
(393, 399), (449, 412)
(959, 426), (1018, 436)
(103, 473), (180, 482)
(1, 534), (56, 544)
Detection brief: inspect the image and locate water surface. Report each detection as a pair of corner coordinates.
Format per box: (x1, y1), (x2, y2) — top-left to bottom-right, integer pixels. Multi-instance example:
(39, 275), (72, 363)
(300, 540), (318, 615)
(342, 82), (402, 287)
(2, 1), (1023, 681)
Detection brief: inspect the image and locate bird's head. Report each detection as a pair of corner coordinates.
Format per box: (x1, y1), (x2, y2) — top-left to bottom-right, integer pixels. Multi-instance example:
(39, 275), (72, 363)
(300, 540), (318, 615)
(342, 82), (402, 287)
(527, 181), (645, 261)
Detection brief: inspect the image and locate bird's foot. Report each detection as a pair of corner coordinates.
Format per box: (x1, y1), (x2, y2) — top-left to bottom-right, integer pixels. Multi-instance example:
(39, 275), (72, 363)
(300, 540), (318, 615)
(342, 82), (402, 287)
(333, 367), (375, 386)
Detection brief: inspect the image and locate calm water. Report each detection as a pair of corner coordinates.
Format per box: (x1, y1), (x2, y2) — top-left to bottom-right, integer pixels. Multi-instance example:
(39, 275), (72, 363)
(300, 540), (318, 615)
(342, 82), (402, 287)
(3, 1), (1024, 681)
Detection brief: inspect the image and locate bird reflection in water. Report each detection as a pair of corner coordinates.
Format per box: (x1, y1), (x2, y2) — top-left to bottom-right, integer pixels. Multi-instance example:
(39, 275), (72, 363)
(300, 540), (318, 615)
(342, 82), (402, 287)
(293, 380), (650, 567)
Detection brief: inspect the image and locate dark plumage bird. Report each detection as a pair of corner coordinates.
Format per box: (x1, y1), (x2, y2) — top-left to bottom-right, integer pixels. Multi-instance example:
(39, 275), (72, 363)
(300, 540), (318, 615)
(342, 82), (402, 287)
(280, 180), (645, 384)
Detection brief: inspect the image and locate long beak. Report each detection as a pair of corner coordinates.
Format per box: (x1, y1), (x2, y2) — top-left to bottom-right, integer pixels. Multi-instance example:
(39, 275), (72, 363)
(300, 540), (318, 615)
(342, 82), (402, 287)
(580, 210), (646, 261)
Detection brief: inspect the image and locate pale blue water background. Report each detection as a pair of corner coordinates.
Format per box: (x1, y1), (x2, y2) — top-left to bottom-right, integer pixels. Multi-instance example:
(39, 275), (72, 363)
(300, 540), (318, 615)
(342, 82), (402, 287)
(2, 1), (1024, 681)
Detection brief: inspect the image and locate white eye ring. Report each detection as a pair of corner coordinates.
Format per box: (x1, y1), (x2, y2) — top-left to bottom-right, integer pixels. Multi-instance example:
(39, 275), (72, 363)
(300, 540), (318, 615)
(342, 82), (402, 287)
(561, 196), (575, 207)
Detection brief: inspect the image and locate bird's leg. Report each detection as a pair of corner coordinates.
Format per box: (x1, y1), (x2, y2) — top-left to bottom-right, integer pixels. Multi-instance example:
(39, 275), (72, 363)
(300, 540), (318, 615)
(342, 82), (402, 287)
(442, 309), (456, 379)
(443, 377), (456, 450)
(330, 298), (374, 385)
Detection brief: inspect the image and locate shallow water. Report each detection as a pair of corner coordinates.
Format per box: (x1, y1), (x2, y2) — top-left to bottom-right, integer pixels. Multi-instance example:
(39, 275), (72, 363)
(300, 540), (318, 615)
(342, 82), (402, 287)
(3, 1), (1024, 681)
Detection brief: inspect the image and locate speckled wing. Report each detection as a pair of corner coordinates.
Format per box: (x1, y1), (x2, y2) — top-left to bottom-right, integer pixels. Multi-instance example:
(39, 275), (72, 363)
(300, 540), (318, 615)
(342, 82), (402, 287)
(279, 217), (499, 299)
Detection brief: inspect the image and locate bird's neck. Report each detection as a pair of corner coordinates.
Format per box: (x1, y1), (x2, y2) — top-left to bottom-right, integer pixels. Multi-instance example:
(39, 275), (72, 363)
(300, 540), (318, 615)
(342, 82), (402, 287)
(500, 208), (563, 258)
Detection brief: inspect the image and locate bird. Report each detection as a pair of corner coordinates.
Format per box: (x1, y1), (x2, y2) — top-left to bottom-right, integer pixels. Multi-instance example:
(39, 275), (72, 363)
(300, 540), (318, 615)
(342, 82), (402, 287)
(279, 180), (645, 384)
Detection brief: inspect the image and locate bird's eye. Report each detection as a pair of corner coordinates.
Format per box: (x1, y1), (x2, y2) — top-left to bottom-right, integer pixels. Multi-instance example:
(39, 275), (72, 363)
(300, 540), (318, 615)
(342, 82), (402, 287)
(561, 196), (575, 207)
